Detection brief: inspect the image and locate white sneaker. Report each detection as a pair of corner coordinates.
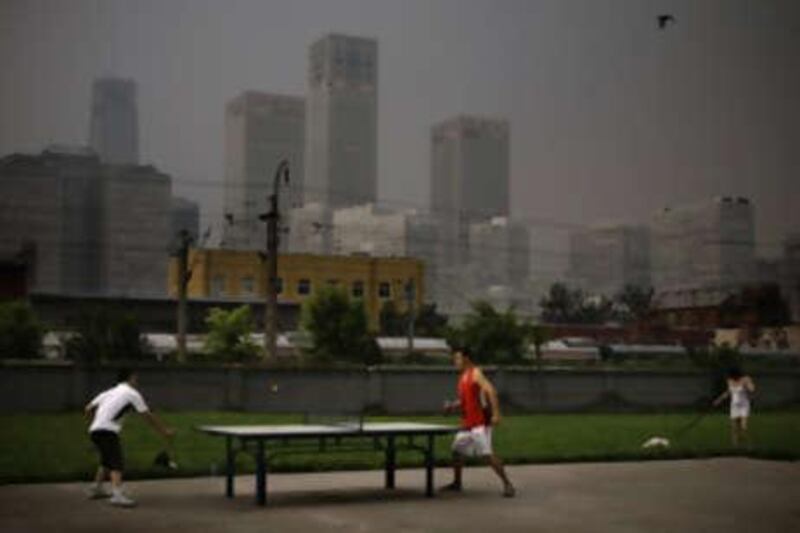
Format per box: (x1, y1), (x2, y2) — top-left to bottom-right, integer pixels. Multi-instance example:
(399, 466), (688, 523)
(109, 493), (137, 508)
(86, 486), (111, 500)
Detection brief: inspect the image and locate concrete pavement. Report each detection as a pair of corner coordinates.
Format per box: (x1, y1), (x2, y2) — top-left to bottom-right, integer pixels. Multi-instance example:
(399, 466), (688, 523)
(1, 459), (798, 532)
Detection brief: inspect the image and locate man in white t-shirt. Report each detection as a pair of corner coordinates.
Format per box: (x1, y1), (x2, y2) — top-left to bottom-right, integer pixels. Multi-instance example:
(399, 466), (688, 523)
(85, 368), (174, 507)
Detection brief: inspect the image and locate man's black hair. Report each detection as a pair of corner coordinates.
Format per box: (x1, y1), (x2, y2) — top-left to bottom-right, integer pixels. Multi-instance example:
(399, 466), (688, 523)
(727, 365), (743, 379)
(459, 346), (474, 360)
(117, 368), (136, 383)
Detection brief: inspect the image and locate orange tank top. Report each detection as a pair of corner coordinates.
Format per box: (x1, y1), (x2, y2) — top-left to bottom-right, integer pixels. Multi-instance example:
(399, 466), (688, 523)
(458, 367), (487, 429)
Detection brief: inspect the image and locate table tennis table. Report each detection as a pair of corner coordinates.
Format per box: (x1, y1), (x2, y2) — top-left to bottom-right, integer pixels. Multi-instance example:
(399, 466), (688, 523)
(197, 422), (459, 506)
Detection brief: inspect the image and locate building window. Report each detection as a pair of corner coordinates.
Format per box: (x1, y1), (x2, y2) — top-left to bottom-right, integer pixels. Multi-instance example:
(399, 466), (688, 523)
(275, 277), (283, 295)
(352, 280), (364, 298)
(240, 276), (255, 296)
(378, 282), (391, 299)
(211, 275), (225, 297)
(298, 278), (311, 296)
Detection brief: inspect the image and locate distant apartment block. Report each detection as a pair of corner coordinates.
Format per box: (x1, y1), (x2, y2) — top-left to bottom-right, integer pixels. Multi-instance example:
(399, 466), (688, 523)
(569, 224), (650, 296)
(305, 34), (378, 208)
(0, 147), (171, 297)
(223, 91), (305, 250)
(89, 78), (139, 165)
(650, 197), (755, 291)
(468, 216), (530, 289)
(284, 202), (333, 255)
(331, 203), (439, 301)
(431, 115), (510, 266)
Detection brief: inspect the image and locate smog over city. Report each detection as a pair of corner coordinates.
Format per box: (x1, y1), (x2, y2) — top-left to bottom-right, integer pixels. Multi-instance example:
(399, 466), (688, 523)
(1, 0), (798, 318)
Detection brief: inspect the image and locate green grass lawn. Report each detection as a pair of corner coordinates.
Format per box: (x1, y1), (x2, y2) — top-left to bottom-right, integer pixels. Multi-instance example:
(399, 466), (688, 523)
(1, 411), (798, 484)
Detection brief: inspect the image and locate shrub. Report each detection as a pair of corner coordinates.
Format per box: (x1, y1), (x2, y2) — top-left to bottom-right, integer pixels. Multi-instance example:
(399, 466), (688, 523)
(0, 301), (43, 359)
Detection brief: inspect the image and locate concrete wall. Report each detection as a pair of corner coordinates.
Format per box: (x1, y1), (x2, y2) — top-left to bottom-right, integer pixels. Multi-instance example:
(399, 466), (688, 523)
(1, 362), (798, 414)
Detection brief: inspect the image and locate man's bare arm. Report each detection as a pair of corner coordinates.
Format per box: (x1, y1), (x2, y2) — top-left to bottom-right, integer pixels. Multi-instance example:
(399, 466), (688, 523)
(141, 412), (175, 439)
(474, 369), (502, 425)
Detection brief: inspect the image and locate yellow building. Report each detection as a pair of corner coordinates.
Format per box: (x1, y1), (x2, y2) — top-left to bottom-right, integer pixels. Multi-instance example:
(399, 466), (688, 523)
(168, 249), (425, 330)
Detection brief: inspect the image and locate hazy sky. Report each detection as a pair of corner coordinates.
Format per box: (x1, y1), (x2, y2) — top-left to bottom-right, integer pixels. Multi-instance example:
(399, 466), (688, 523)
(1, 0), (798, 273)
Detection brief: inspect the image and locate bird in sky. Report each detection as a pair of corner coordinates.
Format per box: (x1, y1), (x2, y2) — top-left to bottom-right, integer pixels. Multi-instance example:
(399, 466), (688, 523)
(657, 14), (676, 30)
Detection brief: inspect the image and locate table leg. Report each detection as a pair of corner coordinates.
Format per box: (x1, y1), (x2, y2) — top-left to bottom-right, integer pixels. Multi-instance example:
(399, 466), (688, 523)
(425, 434), (434, 497)
(255, 440), (267, 506)
(225, 436), (234, 498)
(385, 436), (396, 489)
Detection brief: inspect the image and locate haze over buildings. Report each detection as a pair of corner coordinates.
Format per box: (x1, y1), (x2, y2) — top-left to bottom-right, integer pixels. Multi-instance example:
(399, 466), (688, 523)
(0, 1), (798, 320)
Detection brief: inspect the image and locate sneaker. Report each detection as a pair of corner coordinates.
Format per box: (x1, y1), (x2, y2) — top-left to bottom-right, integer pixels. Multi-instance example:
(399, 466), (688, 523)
(109, 493), (137, 508)
(503, 484), (516, 498)
(86, 486), (111, 500)
(440, 482), (462, 492)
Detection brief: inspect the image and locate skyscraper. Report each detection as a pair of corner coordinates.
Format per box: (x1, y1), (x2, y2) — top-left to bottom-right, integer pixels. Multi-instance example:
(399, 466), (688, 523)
(222, 91), (305, 250)
(89, 78), (139, 165)
(431, 115), (510, 266)
(304, 33), (378, 208)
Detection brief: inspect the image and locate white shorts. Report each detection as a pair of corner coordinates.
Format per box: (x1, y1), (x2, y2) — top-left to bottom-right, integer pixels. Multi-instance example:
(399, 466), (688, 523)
(451, 425), (493, 457)
(730, 402), (750, 419)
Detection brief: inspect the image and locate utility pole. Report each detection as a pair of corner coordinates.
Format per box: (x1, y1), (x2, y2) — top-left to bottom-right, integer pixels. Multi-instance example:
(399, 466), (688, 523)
(260, 160), (290, 359)
(176, 229), (194, 363)
(405, 278), (415, 356)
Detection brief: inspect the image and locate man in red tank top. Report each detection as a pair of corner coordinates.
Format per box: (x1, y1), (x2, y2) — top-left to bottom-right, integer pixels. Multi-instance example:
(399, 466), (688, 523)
(442, 347), (515, 497)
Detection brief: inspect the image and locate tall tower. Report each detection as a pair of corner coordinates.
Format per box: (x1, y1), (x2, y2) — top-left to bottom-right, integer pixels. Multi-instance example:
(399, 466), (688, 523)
(223, 91), (305, 250)
(89, 78), (139, 165)
(305, 33), (378, 208)
(431, 115), (510, 266)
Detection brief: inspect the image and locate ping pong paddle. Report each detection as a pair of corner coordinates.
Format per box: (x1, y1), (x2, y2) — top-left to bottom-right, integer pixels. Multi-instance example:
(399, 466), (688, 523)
(153, 450), (178, 470)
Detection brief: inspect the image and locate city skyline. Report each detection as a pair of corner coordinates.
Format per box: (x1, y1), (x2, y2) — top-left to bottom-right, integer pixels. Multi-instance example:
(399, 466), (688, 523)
(1, 0), (798, 275)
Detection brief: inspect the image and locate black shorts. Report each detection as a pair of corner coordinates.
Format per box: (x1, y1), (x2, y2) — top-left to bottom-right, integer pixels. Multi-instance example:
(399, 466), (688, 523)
(90, 430), (124, 471)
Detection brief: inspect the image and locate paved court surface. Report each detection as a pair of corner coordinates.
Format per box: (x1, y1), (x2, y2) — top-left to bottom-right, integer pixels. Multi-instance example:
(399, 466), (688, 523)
(1, 459), (798, 532)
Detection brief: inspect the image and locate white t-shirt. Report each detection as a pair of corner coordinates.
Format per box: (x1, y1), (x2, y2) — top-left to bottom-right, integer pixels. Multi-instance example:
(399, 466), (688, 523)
(88, 382), (149, 433)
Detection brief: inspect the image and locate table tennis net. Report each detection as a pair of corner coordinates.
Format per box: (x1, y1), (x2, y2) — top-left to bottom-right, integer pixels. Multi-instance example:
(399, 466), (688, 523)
(302, 411), (364, 430)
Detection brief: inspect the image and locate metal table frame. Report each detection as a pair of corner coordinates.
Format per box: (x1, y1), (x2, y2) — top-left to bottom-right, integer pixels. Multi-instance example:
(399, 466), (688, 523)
(197, 423), (458, 506)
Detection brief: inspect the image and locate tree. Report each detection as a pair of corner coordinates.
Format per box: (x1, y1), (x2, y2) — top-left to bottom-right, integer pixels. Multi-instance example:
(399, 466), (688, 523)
(527, 323), (550, 367)
(451, 301), (529, 364)
(203, 306), (261, 362)
(539, 283), (582, 323)
(0, 301), (43, 359)
(615, 285), (654, 323)
(65, 309), (153, 363)
(301, 287), (382, 365)
(379, 301), (406, 336)
(576, 294), (615, 325)
(539, 283), (615, 324)
(379, 301), (449, 338)
(414, 303), (449, 337)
